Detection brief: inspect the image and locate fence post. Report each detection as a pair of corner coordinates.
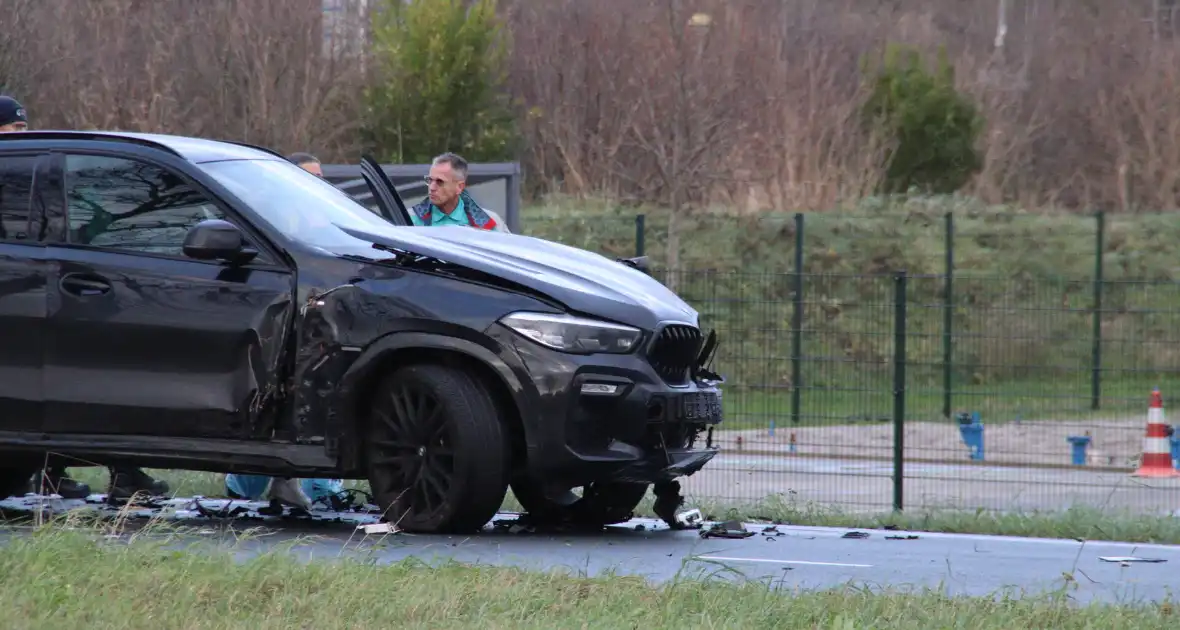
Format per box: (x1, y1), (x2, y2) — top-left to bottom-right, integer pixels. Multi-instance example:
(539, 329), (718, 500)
(1091, 211), (1105, 410)
(942, 212), (954, 420)
(635, 213), (646, 258)
(790, 213), (805, 425)
(893, 270), (908, 512)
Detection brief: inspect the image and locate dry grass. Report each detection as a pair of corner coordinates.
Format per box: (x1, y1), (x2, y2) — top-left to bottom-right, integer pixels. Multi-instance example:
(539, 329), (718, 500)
(4, 1), (1180, 213)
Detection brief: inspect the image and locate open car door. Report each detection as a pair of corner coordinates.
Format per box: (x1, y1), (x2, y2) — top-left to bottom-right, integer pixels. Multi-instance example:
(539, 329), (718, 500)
(360, 155), (412, 226)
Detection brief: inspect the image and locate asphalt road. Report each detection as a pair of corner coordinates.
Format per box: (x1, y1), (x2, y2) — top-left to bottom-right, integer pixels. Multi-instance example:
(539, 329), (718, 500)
(683, 453), (1180, 515)
(3, 495), (1176, 606)
(222, 518), (1179, 606)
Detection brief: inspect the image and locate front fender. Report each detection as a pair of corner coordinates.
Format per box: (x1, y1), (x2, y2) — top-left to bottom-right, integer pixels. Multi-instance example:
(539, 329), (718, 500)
(332, 331), (539, 471)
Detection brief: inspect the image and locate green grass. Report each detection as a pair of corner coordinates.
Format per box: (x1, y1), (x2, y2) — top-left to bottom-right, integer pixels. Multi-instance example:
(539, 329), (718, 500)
(721, 375), (1168, 431)
(519, 194), (1180, 396)
(51, 468), (1180, 544)
(0, 522), (1174, 629)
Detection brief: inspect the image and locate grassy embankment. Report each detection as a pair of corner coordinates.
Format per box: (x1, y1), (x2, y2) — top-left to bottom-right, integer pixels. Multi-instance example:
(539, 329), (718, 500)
(521, 195), (1180, 431)
(0, 520), (1174, 629)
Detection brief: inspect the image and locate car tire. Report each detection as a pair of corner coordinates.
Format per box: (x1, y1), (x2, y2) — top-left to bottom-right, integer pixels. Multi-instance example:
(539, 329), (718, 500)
(0, 467), (34, 500)
(510, 479), (649, 527)
(364, 363), (511, 534)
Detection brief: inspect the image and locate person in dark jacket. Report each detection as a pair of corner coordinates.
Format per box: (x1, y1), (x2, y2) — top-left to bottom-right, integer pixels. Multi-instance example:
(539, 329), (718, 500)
(0, 96), (28, 132)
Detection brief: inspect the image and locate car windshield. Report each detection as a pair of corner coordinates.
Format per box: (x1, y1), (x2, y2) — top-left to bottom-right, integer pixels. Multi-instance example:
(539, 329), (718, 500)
(198, 158), (402, 250)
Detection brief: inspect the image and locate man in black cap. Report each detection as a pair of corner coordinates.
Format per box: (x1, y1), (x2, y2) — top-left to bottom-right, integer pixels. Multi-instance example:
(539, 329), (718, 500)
(0, 96), (28, 132)
(0, 96), (170, 501)
(1, 95), (93, 499)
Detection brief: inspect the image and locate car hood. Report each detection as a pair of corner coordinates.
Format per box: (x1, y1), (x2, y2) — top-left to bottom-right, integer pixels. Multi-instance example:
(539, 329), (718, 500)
(333, 224), (699, 331)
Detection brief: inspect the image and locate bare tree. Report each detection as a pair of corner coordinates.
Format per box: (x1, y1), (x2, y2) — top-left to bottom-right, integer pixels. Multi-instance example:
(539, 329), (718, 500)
(5, 0), (367, 161)
(506, 0), (645, 199)
(7, 0), (1180, 213)
(612, 0), (746, 283)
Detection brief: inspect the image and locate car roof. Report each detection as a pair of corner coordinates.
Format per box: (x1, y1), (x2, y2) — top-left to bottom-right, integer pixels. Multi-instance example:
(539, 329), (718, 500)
(0, 130), (286, 164)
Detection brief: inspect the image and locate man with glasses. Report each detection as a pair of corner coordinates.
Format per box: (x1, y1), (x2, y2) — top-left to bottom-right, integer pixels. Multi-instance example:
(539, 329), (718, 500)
(410, 153), (508, 232)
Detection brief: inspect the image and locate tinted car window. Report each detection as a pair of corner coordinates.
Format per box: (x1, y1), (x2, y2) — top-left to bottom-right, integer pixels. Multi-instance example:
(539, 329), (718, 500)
(0, 155), (37, 241)
(199, 159), (401, 250)
(65, 155), (226, 256)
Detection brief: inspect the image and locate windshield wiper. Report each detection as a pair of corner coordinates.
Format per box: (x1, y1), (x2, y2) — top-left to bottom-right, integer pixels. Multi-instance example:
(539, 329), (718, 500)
(368, 242), (451, 269)
(339, 253), (380, 264)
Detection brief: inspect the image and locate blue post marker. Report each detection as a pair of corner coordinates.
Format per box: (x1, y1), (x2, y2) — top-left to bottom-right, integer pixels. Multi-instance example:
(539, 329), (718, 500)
(956, 411), (985, 461)
(1067, 435), (1092, 466)
(1170, 428), (1180, 470)
(769, 418), (775, 437)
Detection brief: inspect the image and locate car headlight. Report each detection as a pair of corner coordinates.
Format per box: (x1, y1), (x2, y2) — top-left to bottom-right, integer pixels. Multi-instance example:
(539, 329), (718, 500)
(499, 312), (643, 354)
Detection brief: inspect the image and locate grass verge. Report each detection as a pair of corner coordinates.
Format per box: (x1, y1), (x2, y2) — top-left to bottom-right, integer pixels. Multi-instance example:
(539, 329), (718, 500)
(53, 468), (1180, 544)
(0, 521), (1174, 629)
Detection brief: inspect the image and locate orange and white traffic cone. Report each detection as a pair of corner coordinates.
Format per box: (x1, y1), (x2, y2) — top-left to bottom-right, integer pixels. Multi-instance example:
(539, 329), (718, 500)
(1132, 388), (1180, 478)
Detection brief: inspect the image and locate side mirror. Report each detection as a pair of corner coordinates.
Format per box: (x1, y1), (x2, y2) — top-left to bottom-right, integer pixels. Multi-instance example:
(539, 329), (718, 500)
(183, 219), (257, 264)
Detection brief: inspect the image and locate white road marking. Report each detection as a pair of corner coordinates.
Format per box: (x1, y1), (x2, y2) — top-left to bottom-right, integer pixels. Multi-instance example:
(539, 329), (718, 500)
(695, 555), (872, 568)
(713, 523), (1180, 552)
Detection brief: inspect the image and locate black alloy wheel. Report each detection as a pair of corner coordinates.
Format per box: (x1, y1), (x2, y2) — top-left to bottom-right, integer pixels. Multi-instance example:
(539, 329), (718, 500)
(365, 363), (511, 534)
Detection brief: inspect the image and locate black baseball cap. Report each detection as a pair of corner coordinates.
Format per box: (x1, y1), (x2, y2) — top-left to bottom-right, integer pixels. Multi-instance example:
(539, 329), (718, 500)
(0, 96), (28, 127)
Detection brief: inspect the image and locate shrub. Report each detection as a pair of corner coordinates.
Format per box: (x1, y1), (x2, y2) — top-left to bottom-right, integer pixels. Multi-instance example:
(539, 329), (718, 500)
(364, 0), (518, 164)
(861, 43), (984, 195)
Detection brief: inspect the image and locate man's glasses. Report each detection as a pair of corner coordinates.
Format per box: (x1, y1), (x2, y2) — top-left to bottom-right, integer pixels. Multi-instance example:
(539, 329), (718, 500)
(424, 176), (451, 187)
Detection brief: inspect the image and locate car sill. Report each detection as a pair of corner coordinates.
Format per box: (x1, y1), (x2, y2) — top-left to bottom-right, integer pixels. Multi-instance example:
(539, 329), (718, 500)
(0, 431), (336, 474)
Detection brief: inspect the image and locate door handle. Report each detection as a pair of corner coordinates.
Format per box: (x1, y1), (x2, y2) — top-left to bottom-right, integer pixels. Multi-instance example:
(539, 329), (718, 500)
(60, 273), (111, 297)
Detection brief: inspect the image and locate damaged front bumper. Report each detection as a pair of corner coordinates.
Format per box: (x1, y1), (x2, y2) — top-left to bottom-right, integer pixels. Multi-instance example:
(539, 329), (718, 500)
(493, 323), (725, 489)
(599, 445), (720, 485)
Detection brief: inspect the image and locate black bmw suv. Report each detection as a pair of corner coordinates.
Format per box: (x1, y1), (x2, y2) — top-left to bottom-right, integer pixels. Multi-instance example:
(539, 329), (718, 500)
(0, 131), (724, 533)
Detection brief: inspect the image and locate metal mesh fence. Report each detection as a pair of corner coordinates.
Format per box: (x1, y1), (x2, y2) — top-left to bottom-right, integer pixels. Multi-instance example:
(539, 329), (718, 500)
(522, 209), (1180, 515)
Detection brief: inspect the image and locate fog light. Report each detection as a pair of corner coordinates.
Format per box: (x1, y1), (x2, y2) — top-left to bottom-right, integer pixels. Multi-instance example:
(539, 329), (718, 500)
(581, 383), (619, 395)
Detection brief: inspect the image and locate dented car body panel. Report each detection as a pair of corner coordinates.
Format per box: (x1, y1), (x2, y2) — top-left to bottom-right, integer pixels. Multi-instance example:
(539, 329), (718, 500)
(288, 264), (554, 451)
(42, 247), (296, 439)
(0, 131), (723, 491)
(331, 224), (700, 332)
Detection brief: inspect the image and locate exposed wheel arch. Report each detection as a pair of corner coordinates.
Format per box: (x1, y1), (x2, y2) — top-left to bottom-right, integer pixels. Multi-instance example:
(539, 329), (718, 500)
(340, 337), (531, 475)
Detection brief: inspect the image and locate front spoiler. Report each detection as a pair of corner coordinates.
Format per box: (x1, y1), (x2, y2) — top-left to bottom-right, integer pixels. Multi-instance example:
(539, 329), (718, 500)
(605, 447), (720, 484)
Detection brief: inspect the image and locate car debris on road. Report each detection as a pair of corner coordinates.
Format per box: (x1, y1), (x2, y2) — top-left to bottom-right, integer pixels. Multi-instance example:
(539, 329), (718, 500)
(1098, 556), (1167, 564)
(0, 491), (389, 529)
(357, 522), (399, 535)
(3, 491), (733, 542)
(699, 520), (755, 539)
